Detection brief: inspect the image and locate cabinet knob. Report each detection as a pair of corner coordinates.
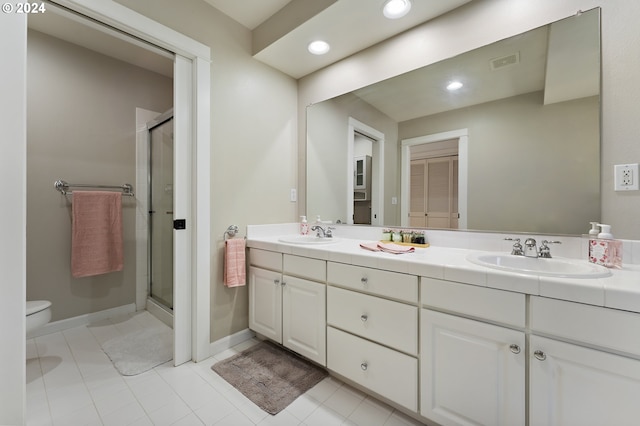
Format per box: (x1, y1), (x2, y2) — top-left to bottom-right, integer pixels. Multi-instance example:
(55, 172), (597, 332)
(360, 362), (368, 371)
(534, 350), (547, 361)
(360, 314), (368, 322)
(360, 277), (368, 285)
(273, 279), (280, 286)
(509, 344), (521, 354)
(281, 281), (286, 287)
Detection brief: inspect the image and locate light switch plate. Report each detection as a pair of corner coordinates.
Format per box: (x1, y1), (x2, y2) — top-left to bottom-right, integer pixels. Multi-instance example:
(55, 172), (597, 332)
(614, 163), (639, 191)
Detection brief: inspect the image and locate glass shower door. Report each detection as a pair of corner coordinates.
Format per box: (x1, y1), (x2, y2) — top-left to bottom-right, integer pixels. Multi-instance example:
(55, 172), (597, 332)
(149, 115), (174, 310)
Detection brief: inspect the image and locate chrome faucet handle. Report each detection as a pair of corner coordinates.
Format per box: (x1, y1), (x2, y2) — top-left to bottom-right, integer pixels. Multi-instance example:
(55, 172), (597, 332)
(326, 226), (335, 238)
(538, 240), (562, 258)
(505, 237), (523, 256)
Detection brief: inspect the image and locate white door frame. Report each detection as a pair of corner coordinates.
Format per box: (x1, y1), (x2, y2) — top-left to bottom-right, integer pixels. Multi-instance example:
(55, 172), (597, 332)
(347, 117), (385, 225)
(2, 2), (211, 421)
(401, 129), (468, 229)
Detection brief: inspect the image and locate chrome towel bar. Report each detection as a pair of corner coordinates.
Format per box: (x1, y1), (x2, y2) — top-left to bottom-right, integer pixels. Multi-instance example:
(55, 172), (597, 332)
(54, 179), (135, 196)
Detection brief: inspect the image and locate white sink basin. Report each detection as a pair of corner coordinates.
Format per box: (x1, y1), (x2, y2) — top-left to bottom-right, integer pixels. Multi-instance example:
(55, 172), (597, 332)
(278, 235), (341, 245)
(466, 253), (612, 278)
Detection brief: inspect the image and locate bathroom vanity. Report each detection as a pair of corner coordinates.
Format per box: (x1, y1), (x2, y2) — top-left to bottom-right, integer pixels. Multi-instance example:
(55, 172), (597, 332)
(247, 224), (640, 426)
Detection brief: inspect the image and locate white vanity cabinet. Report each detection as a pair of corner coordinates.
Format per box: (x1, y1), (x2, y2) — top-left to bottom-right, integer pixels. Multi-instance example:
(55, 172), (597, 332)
(420, 278), (526, 426)
(248, 249), (327, 365)
(529, 297), (640, 426)
(247, 235), (640, 426)
(326, 262), (419, 411)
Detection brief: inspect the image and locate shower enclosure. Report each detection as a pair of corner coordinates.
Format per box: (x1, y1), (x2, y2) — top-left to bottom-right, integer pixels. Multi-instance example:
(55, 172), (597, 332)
(148, 110), (174, 310)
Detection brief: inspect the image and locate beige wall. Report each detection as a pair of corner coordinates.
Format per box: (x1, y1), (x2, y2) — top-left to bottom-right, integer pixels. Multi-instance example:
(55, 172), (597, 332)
(299, 0), (640, 240)
(399, 92), (600, 234)
(115, 0), (298, 342)
(26, 30), (173, 321)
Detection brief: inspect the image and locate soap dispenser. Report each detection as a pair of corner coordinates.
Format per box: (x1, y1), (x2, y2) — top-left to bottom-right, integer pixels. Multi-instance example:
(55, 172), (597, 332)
(588, 221), (599, 236)
(588, 223), (622, 268)
(597, 224), (613, 239)
(300, 216), (309, 235)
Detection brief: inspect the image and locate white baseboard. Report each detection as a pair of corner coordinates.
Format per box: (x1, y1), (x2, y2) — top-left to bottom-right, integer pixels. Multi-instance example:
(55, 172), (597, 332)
(27, 303), (137, 339)
(209, 328), (255, 357)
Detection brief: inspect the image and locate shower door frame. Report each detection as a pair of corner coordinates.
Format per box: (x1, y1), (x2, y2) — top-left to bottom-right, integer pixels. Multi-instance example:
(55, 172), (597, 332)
(147, 109), (175, 312)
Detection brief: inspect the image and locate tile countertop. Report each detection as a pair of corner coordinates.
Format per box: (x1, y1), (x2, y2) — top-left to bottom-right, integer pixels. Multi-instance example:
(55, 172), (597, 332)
(246, 223), (640, 314)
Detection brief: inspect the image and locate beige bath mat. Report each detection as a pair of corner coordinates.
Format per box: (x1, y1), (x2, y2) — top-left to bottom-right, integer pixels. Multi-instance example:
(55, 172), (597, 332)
(211, 340), (328, 414)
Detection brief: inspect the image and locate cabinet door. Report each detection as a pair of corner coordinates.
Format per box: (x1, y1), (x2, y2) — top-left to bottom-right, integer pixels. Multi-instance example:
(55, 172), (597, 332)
(530, 335), (640, 426)
(282, 275), (326, 366)
(421, 310), (525, 426)
(248, 267), (282, 343)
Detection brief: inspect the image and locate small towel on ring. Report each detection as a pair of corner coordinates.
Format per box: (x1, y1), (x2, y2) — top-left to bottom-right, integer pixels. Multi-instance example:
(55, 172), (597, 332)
(224, 238), (246, 287)
(71, 191), (124, 278)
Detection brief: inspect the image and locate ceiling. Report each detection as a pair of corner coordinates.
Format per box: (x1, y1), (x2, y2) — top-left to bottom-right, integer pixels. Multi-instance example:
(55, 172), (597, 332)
(349, 8), (600, 122)
(204, 0), (474, 78)
(29, 0), (475, 80)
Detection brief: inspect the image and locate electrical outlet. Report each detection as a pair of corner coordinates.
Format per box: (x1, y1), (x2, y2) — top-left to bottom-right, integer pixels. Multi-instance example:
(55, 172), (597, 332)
(614, 163), (639, 191)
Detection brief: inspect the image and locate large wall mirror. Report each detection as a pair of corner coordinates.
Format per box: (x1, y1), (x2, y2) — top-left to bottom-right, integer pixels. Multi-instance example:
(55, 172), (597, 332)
(306, 8), (600, 235)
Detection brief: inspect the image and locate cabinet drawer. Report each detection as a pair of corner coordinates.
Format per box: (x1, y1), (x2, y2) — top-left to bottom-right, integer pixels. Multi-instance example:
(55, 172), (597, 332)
(328, 262), (418, 303)
(422, 277), (525, 328)
(531, 296), (640, 357)
(283, 254), (326, 282)
(327, 286), (417, 355)
(327, 327), (418, 412)
(249, 249), (282, 271)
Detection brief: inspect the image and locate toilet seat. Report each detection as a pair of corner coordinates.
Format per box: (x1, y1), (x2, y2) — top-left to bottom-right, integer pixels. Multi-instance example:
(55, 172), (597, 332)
(26, 300), (52, 316)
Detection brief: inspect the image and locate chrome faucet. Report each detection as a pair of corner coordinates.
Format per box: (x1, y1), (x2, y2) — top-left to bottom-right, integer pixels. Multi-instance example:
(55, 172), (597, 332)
(507, 237), (562, 258)
(311, 225), (334, 238)
(523, 238), (538, 257)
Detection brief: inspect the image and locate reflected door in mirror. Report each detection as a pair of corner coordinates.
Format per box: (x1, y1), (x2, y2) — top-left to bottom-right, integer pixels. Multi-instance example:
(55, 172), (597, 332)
(410, 157), (458, 229)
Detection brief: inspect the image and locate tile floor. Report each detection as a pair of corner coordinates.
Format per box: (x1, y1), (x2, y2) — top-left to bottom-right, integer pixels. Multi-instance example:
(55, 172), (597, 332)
(26, 311), (425, 425)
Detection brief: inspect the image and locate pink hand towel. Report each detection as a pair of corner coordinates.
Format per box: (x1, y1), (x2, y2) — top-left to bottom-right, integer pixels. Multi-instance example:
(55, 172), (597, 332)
(71, 191), (124, 278)
(359, 241), (416, 254)
(377, 242), (415, 254)
(224, 238), (246, 287)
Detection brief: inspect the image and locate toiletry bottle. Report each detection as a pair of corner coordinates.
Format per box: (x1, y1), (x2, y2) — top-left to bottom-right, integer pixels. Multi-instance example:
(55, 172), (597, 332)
(588, 224), (622, 268)
(588, 221), (599, 236)
(300, 216), (309, 235)
(315, 215), (322, 225)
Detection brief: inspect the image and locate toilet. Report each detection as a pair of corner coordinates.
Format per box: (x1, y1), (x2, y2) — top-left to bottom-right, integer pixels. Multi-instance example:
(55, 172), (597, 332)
(26, 300), (52, 335)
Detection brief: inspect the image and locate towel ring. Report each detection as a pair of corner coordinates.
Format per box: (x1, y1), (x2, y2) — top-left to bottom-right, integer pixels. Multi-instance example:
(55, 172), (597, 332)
(224, 225), (240, 240)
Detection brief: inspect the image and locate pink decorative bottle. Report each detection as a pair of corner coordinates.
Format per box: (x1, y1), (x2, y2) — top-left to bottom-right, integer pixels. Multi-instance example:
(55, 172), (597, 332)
(300, 216), (309, 235)
(588, 224), (622, 269)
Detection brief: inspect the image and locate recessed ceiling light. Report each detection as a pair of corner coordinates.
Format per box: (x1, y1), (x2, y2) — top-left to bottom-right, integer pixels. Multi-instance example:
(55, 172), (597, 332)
(447, 81), (463, 91)
(383, 0), (412, 19)
(308, 40), (330, 55)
